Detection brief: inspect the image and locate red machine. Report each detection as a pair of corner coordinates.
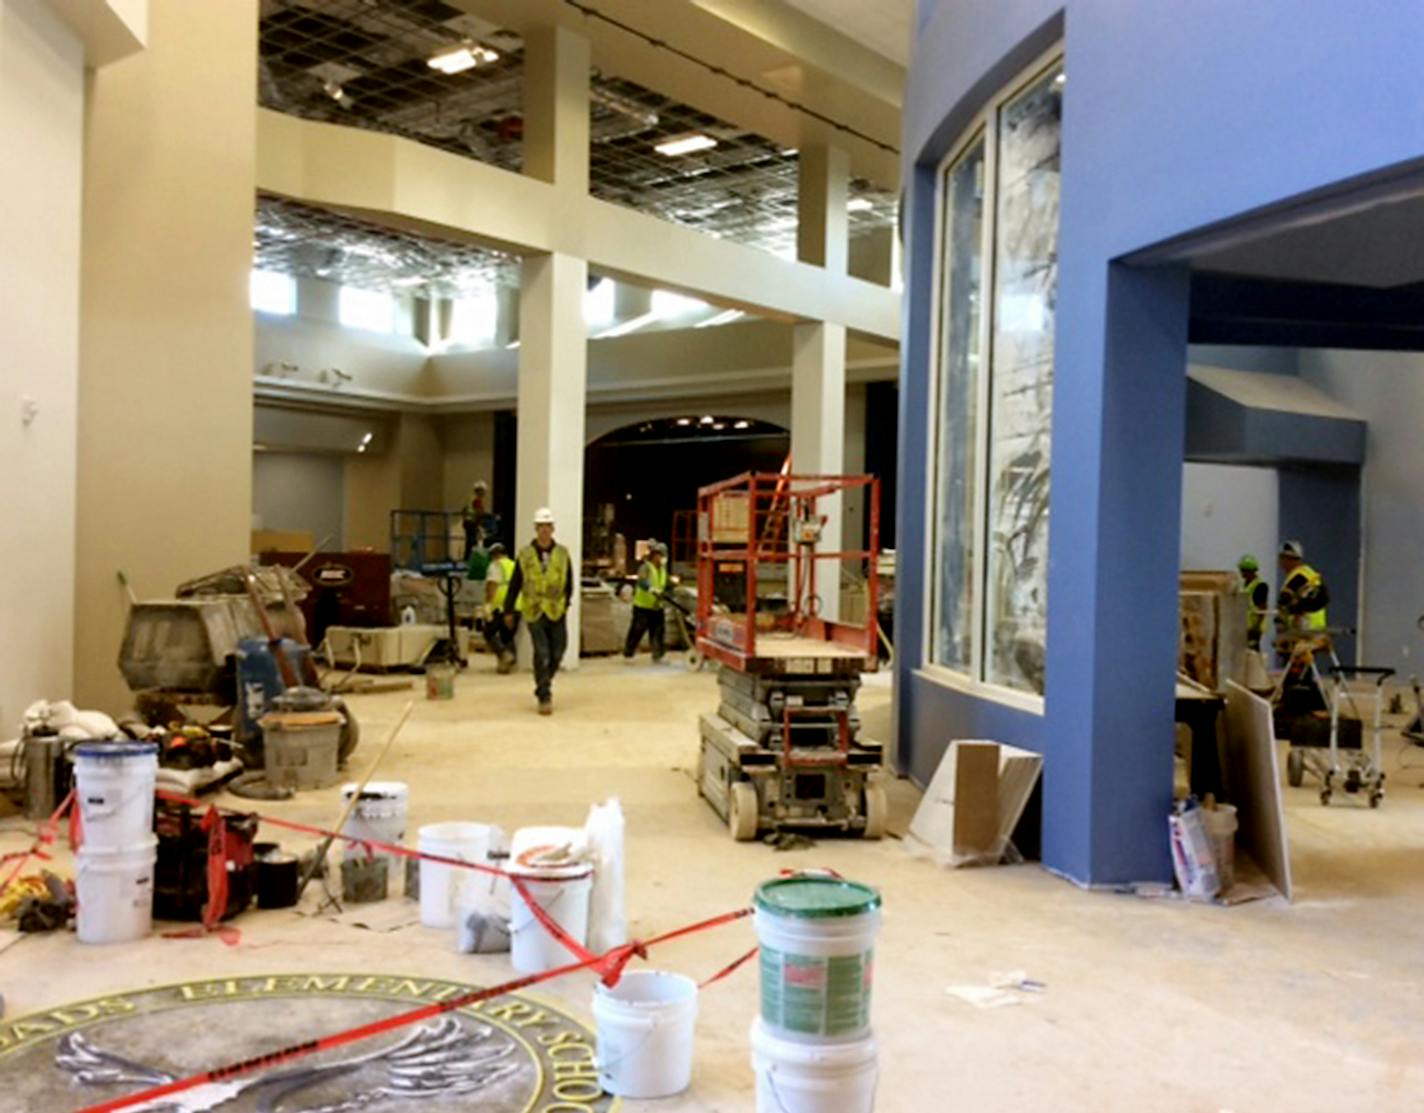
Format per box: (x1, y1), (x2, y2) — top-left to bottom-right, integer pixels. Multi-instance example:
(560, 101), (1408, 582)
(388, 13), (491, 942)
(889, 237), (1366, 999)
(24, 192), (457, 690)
(693, 473), (886, 841)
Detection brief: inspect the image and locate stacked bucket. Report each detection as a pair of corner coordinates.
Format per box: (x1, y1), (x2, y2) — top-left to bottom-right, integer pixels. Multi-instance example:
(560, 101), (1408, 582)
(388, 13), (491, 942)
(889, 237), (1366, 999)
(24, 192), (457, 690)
(752, 875), (882, 1112)
(73, 740), (159, 945)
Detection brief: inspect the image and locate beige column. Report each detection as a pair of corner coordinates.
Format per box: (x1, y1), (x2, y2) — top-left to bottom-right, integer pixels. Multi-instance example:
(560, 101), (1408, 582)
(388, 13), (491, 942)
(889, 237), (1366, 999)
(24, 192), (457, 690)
(797, 145), (850, 273)
(75, 0), (257, 711)
(512, 23), (590, 667)
(793, 145), (850, 621)
(516, 252), (588, 667)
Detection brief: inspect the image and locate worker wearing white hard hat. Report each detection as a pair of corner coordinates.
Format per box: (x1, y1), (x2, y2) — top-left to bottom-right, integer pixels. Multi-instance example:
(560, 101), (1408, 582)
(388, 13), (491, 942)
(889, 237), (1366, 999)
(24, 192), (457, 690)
(503, 506), (572, 714)
(1275, 539), (1329, 661)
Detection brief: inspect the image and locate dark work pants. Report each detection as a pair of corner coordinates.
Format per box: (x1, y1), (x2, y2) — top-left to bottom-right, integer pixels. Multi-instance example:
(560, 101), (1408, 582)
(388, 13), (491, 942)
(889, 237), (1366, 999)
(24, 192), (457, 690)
(624, 605), (665, 660)
(463, 523), (478, 559)
(528, 615), (567, 702)
(487, 612), (519, 657)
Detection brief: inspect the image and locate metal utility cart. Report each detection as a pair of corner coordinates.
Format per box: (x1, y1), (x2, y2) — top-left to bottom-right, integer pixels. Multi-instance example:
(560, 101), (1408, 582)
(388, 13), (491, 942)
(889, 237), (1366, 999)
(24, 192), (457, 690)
(694, 472), (886, 841)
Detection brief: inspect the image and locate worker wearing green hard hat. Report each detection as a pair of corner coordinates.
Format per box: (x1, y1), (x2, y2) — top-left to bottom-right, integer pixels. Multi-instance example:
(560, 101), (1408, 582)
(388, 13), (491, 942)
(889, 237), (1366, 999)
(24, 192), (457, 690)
(1238, 553), (1269, 652)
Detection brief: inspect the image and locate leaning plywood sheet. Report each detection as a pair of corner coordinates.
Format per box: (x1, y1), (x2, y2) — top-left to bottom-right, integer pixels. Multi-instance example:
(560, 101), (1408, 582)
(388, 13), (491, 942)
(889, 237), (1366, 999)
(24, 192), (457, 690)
(1223, 681), (1293, 901)
(908, 741), (1001, 867)
(997, 745), (1043, 846)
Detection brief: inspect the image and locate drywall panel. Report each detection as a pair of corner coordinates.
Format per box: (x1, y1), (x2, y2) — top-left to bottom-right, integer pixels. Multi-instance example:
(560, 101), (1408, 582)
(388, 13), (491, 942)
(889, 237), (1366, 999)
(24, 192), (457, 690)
(252, 452), (345, 550)
(0, 0), (84, 728)
(75, 0), (257, 711)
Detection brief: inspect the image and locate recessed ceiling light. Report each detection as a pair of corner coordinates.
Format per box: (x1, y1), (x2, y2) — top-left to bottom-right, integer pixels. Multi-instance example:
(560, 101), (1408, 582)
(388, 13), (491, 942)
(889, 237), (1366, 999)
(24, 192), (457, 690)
(428, 43), (498, 74)
(676, 418), (692, 426)
(700, 415), (715, 425)
(655, 133), (718, 157)
(734, 420), (750, 429)
(712, 423), (726, 431)
(1054, 72), (1066, 86)
(847, 197), (875, 213)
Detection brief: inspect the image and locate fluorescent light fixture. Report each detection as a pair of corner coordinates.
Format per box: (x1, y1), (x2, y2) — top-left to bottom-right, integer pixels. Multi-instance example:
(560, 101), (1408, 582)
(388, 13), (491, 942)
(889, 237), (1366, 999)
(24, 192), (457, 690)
(847, 197), (875, 213)
(694, 309), (745, 329)
(592, 311), (657, 339)
(393, 276), (425, 287)
(428, 43), (498, 74)
(1054, 72), (1066, 85)
(655, 133), (718, 157)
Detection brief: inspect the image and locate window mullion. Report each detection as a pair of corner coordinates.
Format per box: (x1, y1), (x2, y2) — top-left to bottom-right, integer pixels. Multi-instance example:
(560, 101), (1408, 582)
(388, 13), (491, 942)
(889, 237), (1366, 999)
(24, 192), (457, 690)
(973, 104), (1000, 685)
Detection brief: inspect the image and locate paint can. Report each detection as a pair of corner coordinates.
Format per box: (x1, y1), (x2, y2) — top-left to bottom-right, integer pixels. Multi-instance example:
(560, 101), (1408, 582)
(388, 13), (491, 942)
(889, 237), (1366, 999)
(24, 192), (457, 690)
(593, 970), (698, 1098)
(754, 876), (881, 1042)
(255, 847), (299, 909)
(76, 837), (157, 945)
(73, 740), (158, 849)
(339, 781), (408, 872)
(509, 848), (593, 975)
(750, 1018), (878, 1113)
(417, 822), (502, 929)
(425, 665), (455, 700)
(341, 856), (389, 903)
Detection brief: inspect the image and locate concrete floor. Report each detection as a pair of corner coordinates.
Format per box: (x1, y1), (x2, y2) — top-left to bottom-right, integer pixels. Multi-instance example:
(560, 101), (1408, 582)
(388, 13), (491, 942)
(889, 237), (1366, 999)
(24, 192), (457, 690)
(3, 657), (1424, 1111)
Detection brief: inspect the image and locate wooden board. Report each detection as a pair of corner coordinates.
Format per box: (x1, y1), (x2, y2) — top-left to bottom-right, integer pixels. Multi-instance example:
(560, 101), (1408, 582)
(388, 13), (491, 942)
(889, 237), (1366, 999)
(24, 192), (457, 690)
(748, 635), (869, 660)
(1223, 681), (1293, 901)
(908, 740), (1002, 866)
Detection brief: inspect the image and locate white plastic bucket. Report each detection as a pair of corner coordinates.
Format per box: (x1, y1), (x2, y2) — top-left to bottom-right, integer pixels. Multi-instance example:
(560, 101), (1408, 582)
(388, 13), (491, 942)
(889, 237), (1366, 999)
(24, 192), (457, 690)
(341, 781), (409, 865)
(750, 1019), (877, 1113)
(593, 971), (698, 1099)
(73, 741), (158, 849)
(509, 860), (593, 975)
(1204, 804), (1239, 891)
(76, 838), (156, 945)
(418, 822), (502, 929)
(755, 877), (882, 1042)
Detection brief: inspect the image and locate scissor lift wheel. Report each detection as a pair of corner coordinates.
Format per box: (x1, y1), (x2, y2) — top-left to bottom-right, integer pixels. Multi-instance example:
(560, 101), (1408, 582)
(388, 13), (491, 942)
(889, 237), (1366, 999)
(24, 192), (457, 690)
(729, 781), (760, 841)
(1287, 748), (1306, 787)
(862, 783), (887, 840)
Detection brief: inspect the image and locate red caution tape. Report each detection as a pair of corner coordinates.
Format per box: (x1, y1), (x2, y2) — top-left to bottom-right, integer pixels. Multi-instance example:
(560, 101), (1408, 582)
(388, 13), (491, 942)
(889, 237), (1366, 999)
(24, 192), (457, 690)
(0, 789), (74, 901)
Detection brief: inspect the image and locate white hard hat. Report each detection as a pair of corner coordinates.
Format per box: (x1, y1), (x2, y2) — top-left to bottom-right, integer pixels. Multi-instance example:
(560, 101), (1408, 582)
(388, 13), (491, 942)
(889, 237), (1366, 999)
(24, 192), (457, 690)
(533, 507), (555, 525)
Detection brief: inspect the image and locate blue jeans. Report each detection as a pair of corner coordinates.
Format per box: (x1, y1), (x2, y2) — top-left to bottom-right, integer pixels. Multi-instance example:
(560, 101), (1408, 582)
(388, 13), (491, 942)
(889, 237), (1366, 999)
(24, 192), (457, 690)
(527, 615), (567, 702)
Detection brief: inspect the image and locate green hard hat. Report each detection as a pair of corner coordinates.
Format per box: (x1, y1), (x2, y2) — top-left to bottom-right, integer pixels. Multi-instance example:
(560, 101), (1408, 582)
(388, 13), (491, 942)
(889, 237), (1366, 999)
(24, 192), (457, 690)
(1238, 554), (1259, 572)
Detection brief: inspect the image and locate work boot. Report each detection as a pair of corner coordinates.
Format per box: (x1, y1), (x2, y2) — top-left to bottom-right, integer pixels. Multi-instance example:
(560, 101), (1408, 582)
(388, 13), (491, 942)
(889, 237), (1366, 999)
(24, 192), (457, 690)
(497, 652), (514, 675)
(537, 699), (552, 716)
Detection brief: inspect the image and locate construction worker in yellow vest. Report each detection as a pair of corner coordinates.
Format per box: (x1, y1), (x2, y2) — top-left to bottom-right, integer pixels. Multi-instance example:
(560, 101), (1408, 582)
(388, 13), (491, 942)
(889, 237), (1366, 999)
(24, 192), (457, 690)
(484, 541), (518, 674)
(1275, 539), (1329, 658)
(623, 542), (669, 663)
(503, 507), (573, 715)
(1237, 553), (1270, 653)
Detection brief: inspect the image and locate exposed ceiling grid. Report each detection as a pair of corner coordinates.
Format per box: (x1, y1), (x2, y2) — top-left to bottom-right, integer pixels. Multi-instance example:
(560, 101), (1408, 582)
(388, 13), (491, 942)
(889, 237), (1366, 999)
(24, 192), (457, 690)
(258, 0), (897, 263)
(254, 193), (520, 296)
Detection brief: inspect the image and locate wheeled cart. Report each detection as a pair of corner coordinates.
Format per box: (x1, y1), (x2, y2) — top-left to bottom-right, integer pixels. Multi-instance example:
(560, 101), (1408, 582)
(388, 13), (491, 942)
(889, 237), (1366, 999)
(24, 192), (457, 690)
(1285, 665), (1394, 806)
(693, 472), (886, 841)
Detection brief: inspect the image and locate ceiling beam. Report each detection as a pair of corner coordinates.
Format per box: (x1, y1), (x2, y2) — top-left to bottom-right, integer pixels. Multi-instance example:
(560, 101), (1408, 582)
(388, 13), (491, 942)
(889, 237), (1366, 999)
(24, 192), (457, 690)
(257, 108), (900, 341)
(445, 0), (901, 189)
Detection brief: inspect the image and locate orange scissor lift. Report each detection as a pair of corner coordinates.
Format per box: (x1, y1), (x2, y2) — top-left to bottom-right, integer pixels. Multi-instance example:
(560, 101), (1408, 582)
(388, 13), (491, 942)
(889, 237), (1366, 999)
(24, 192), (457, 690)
(693, 471), (887, 841)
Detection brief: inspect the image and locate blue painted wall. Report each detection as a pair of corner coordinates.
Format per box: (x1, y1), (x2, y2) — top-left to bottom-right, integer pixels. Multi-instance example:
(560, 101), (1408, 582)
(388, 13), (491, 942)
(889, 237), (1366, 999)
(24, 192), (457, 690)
(900, 0), (1424, 883)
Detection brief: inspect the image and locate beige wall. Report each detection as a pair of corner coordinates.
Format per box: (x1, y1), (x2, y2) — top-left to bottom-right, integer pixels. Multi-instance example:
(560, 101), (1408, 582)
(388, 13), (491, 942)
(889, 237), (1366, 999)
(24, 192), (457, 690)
(441, 412), (497, 512)
(0, 0), (84, 728)
(75, 0), (257, 711)
(341, 413), (444, 551)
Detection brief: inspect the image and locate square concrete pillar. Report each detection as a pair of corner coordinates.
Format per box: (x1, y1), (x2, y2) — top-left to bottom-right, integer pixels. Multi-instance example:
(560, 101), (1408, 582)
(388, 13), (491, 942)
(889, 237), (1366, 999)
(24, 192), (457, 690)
(515, 251), (588, 668)
(797, 145), (850, 274)
(522, 25), (589, 192)
(791, 321), (847, 620)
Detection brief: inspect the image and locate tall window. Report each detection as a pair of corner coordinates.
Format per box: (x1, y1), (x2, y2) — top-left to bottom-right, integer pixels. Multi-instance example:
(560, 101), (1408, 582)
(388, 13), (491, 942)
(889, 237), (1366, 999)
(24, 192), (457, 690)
(250, 269), (296, 315)
(449, 288), (499, 346)
(930, 57), (1063, 699)
(338, 285), (396, 333)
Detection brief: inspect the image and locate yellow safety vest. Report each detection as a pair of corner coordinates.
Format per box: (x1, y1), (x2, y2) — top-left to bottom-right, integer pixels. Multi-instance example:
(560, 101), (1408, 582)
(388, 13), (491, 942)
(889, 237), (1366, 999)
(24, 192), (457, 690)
(517, 543), (571, 622)
(632, 561), (667, 611)
(1242, 575), (1269, 639)
(491, 556), (515, 610)
(1281, 564), (1327, 631)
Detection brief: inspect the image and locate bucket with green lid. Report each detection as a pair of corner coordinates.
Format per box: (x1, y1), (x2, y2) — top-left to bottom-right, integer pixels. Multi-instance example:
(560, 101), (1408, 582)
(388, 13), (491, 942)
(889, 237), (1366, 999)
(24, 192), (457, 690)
(754, 874), (882, 1043)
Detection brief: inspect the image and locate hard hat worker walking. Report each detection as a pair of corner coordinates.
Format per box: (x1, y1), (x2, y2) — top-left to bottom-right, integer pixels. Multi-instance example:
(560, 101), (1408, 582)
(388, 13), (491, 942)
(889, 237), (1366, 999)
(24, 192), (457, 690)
(503, 507), (573, 714)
